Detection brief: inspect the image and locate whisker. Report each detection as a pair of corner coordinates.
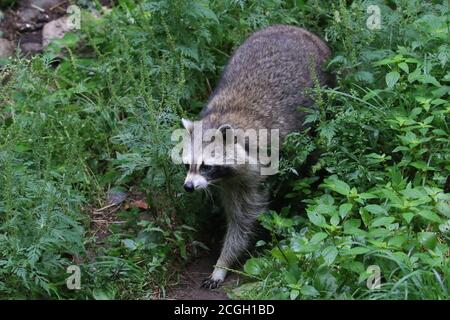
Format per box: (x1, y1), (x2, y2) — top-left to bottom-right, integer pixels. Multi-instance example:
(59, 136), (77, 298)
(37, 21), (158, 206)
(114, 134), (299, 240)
(207, 180), (223, 191)
(203, 188), (215, 206)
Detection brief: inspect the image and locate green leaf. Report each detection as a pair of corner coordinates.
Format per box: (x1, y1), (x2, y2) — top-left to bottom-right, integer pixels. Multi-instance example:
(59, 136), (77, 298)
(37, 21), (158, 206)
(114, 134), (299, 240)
(339, 203), (352, 219)
(290, 289), (300, 300)
(189, 2), (219, 23)
(364, 204), (387, 215)
(374, 57), (397, 66)
(418, 232), (437, 250)
(388, 234), (407, 248)
(307, 211), (327, 227)
(244, 258), (264, 276)
(273, 213), (294, 228)
(330, 213), (340, 226)
(418, 210), (443, 223)
(416, 74), (441, 86)
(315, 204), (337, 216)
(402, 212), (415, 223)
(271, 247), (298, 265)
(323, 176), (350, 196)
(386, 71), (400, 88)
(343, 219), (365, 236)
(398, 62), (409, 73)
(358, 192), (378, 200)
(348, 247), (370, 255)
(371, 216), (395, 227)
(122, 239), (137, 251)
(359, 208), (371, 227)
(300, 285), (319, 297)
(401, 188), (430, 200)
(436, 202), (450, 218)
(93, 288), (115, 300)
(353, 71), (374, 83)
(341, 261), (365, 273)
(291, 235), (317, 253)
(284, 267), (300, 285)
(231, 282), (260, 298)
(322, 246), (338, 265)
(310, 232), (328, 244)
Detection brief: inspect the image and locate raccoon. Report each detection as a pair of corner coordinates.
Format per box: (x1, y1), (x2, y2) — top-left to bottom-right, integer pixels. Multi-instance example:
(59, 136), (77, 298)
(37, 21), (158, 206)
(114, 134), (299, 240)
(180, 25), (332, 289)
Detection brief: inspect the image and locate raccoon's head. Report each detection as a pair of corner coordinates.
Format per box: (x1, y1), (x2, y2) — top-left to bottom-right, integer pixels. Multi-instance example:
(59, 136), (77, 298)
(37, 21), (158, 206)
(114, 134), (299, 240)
(181, 118), (239, 192)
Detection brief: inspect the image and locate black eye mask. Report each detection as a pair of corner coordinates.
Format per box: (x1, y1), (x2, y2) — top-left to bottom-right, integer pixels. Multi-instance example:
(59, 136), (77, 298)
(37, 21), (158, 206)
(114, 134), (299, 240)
(200, 164), (234, 180)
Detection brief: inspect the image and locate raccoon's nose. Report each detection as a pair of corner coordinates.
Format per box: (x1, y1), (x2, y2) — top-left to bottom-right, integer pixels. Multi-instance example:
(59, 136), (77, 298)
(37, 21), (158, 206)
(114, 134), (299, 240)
(184, 181), (195, 192)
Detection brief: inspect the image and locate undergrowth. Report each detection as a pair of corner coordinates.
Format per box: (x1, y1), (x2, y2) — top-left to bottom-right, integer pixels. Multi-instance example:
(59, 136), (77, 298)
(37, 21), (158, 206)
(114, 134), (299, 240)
(232, 0), (450, 300)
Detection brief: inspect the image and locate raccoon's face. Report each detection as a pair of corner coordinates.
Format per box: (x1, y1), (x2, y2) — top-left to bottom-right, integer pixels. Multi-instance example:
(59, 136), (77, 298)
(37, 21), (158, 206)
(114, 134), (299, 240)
(183, 162), (234, 192)
(181, 118), (235, 192)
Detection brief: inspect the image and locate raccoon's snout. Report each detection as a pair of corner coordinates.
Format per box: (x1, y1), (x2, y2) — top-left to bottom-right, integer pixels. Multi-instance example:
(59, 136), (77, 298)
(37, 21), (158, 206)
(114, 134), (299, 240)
(183, 181), (195, 192)
(184, 171), (209, 191)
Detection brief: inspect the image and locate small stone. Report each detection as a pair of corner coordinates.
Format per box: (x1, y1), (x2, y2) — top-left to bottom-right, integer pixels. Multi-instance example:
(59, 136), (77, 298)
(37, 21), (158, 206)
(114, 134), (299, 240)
(0, 38), (14, 58)
(17, 22), (36, 32)
(18, 8), (40, 22)
(107, 190), (128, 205)
(20, 42), (43, 54)
(37, 12), (50, 23)
(42, 16), (75, 47)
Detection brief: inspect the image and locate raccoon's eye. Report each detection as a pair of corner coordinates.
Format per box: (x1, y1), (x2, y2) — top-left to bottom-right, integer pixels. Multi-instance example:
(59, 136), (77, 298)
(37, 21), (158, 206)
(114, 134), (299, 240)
(184, 164), (190, 170)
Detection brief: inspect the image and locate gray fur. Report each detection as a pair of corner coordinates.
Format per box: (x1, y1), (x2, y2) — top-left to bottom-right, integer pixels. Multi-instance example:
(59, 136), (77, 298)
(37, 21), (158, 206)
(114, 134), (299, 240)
(182, 25), (332, 288)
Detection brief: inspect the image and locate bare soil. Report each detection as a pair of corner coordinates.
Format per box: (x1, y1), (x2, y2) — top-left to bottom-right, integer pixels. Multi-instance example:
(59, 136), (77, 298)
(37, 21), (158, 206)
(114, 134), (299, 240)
(168, 253), (240, 300)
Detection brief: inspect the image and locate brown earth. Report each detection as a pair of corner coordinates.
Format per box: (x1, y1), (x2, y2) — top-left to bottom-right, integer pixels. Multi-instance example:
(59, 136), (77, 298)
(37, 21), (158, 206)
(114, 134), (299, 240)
(168, 254), (240, 300)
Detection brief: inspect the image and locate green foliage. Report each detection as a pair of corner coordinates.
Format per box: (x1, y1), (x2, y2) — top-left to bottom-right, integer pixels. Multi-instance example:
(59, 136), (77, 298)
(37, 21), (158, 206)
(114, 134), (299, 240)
(234, 0), (450, 300)
(0, 153), (85, 298)
(0, 0), (16, 9)
(236, 177), (449, 299)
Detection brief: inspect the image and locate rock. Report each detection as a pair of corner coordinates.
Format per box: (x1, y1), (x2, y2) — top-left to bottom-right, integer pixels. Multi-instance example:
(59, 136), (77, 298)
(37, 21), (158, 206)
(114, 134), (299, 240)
(15, 4), (51, 32)
(17, 7), (50, 22)
(42, 16), (75, 47)
(16, 22), (36, 32)
(19, 30), (42, 49)
(107, 190), (128, 206)
(20, 41), (43, 54)
(18, 7), (40, 22)
(0, 38), (14, 58)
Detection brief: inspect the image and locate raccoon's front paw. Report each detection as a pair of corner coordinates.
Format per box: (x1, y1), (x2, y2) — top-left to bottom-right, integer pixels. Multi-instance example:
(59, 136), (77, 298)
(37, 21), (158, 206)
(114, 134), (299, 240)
(201, 266), (227, 289)
(201, 276), (223, 289)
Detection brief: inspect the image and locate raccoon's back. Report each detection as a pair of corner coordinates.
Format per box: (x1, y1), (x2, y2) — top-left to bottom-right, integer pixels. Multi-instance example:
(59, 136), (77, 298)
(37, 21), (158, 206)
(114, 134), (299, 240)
(203, 25), (332, 136)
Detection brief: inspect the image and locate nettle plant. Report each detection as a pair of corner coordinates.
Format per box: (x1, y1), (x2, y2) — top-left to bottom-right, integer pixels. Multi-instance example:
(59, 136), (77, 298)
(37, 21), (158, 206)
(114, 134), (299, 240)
(236, 175), (449, 300)
(234, 1), (449, 299)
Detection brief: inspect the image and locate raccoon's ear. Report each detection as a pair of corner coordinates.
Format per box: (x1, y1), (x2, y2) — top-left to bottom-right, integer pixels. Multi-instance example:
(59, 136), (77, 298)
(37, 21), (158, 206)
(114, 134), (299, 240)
(181, 118), (194, 134)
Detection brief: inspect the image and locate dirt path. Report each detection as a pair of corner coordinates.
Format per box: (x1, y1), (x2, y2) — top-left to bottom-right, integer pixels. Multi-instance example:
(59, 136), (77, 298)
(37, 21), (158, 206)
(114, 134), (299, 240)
(169, 254), (240, 300)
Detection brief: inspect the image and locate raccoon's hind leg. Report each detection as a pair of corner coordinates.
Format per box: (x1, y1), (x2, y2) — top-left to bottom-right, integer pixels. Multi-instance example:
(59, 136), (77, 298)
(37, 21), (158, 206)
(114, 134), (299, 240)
(201, 182), (267, 289)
